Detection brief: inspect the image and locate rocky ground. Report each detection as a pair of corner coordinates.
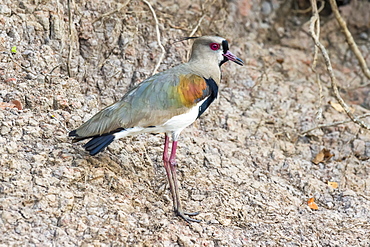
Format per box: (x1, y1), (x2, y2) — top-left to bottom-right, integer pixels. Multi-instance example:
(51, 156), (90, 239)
(1, 0), (370, 246)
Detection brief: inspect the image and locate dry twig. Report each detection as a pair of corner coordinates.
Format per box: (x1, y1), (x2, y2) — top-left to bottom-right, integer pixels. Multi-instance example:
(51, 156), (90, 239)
(189, 15), (205, 37)
(67, 0), (74, 77)
(329, 0), (370, 80)
(8, 53), (37, 76)
(310, 0), (322, 121)
(314, 74), (323, 121)
(309, 0), (370, 131)
(186, 15), (206, 60)
(7, 52), (65, 81)
(301, 113), (370, 135)
(92, 0), (130, 24)
(293, 0), (325, 14)
(143, 0), (166, 75)
(310, 2), (320, 70)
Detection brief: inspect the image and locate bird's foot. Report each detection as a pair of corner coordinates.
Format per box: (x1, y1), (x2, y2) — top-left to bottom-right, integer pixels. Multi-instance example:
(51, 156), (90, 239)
(176, 210), (201, 223)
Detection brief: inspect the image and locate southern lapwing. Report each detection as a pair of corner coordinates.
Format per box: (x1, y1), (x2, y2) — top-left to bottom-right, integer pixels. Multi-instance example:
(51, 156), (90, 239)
(69, 36), (243, 222)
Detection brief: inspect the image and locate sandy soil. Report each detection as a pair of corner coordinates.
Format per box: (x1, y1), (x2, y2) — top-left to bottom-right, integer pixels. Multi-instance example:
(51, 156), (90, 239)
(1, 0), (370, 246)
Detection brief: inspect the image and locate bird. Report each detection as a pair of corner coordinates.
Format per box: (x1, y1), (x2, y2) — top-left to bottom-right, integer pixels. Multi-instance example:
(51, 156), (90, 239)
(69, 36), (244, 222)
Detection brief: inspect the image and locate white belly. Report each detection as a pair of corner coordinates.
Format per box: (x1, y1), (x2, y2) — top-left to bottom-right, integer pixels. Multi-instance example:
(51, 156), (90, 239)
(114, 99), (206, 140)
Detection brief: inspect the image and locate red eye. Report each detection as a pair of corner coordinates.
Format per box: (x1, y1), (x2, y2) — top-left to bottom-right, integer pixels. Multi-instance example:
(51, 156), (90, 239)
(210, 43), (220, 51)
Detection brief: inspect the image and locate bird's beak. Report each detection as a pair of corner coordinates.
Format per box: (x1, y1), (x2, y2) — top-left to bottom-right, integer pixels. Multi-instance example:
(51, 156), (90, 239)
(223, 51), (244, 66)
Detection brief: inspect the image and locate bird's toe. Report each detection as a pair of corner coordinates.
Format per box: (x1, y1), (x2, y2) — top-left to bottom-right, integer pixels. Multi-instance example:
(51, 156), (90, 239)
(176, 210), (201, 223)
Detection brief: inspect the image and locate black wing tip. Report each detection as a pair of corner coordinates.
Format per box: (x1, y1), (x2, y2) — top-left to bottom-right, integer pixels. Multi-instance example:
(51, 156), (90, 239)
(69, 130), (90, 143)
(69, 130), (77, 137)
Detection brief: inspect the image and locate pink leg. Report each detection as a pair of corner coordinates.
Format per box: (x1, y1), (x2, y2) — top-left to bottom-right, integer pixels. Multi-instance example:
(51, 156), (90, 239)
(163, 134), (177, 209)
(168, 138), (200, 222)
(169, 141), (181, 211)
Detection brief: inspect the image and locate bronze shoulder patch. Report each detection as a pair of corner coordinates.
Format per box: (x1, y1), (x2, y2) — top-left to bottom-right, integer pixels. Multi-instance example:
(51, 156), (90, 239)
(177, 74), (208, 107)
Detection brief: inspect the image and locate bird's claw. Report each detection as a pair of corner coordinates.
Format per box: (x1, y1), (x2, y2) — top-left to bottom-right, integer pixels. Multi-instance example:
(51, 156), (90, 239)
(184, 211), (200, 216)
(176, 210), (201, 223)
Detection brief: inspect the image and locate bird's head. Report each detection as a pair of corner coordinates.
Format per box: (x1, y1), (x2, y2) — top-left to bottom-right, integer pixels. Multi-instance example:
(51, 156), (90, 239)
(188, 36), (244, 67)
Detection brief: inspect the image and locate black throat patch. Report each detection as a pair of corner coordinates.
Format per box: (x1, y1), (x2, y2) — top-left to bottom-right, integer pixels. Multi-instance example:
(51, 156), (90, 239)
(219, 40), (229, 66)
(222, 40), (229, 53)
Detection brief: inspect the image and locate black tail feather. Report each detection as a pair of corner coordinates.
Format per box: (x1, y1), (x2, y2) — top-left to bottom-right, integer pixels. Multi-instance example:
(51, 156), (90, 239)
(69, 128), (125, 155)
(83, 135), (115, 156)
(82, 136), (103, 150)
